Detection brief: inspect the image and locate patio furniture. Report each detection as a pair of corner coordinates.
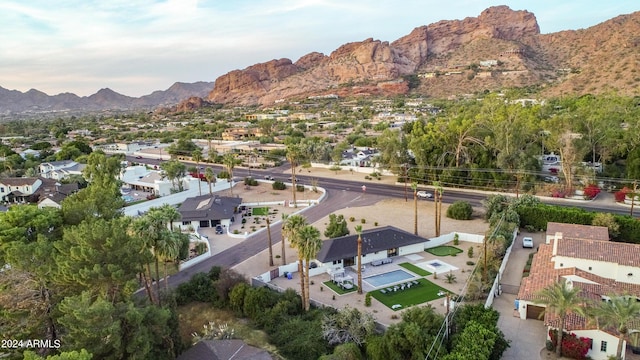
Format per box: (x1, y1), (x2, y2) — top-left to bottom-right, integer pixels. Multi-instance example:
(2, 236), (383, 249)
(380, 289), (387, 294)
(386, 287), (393, 293)
(393, 286), (399, 292)
(400, 284), (405, 290)
(391, 304), (402, 310)
(411, 280), (419, 286)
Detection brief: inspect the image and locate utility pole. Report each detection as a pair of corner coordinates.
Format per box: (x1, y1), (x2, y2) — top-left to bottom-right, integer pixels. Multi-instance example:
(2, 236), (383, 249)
(403, 164), (408, 202)
(631, 180), (638, 217)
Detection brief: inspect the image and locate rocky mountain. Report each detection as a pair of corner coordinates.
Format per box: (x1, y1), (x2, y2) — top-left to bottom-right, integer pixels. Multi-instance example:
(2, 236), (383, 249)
(208, 6), (640, 106)
(0, 81), (215, 115)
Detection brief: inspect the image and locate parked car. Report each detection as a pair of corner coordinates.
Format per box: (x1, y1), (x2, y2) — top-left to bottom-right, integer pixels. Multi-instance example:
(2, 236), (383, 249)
(522, 237), (534, 248)
(416, 190), (433, 199)
(264, 175), (274, 180)
(544, 176), (559, 183)
(215, 225), (224, 235)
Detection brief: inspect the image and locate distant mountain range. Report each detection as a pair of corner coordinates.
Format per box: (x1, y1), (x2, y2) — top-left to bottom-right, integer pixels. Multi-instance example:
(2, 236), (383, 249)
(0, 81), (215, 116)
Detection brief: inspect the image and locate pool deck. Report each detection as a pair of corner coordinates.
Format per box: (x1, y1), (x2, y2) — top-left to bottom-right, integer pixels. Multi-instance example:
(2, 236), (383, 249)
(269, 242), (480, 326)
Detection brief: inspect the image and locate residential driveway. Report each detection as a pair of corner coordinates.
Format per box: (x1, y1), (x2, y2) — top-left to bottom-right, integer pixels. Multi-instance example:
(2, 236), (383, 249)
(493, 231), (547, 360)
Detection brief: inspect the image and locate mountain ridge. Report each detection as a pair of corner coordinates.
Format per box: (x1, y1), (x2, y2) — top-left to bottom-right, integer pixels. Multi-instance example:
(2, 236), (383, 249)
(0, 81), (215, 115)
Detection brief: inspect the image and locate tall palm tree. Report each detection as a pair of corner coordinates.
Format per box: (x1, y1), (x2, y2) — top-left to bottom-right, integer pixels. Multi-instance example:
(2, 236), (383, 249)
(534, 281), (585, 357)
(284, 214), (309, 307)
(280, 213), (289, 266)
(156, 231), (181, 291)
(355, 225), (363, 295)
(590, 295), (640, 358)
(286, 144), (302, 208)
(223, 153), (236, 196)
(433, 181), (444, 237)
(192, 149), (203, 196)
(129, 217), (158, 305)
(411, 182), (418, 235)
(266, 215), (274, 267)
(298, 225), (322, 311)
(204, 167), (216, 195)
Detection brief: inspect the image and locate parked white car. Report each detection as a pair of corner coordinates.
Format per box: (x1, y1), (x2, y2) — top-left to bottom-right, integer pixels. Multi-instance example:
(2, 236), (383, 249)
(416, 190), (433, 199)
(522, 237), (534, 248)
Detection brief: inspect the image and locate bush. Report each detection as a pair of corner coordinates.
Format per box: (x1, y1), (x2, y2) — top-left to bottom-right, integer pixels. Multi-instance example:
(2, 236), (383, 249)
(467, 246), (474, 258)
(466, 261), (475, 266)
(447, 201), (473, 220)
(296, 184), (305, 192)
(365, 293), (372, 307)
(453, 233), (459, 245)
(582, 184), (601, 199)
(349, 216), (355, 222)
(244, 177), (258, 186)
(361, 218), (366, 224)
(272, 181), (286, 190)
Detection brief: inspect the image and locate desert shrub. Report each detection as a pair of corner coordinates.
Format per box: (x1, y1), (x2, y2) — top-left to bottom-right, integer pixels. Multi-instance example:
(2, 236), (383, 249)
(272, 181), (286, 190)
(296, 184), (305, 192)
(453, 233), (459, 245)
(361, 218), (366, 224)
(466, 261), (475, 266)
(244, 177), (258, 186)
(349, 216), (355, 222)
(447, 201), (473, 220)
(468, 246), (474, 258)
(365, 293), (372, 307)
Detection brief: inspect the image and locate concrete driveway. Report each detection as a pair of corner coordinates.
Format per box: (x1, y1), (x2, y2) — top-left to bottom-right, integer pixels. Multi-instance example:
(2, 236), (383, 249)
(492, 231), (548, 360)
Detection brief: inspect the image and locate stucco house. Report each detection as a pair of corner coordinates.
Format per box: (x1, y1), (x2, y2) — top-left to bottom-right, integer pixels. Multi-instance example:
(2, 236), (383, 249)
(0, 177), (42, 203)
(315, 226), (428, 270)
(175, 194), (242, 232)
(517, 222), (640, 360)
(39, 160), (86, 180)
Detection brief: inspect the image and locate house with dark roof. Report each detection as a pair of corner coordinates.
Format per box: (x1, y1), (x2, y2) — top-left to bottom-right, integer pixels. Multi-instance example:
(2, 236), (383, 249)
(177, 339), (272, 360)
(0, 177), (42, 203)
(37, 182), (79, 209)
(175, 194), (242, 232)
(517, 223), (640, 360)
(315, 226), (428, 270)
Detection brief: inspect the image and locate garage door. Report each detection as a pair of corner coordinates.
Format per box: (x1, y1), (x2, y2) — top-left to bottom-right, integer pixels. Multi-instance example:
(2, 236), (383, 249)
(526, 305), (545, 320)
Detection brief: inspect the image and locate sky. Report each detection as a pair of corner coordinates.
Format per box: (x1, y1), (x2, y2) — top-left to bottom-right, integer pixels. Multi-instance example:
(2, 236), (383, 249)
(1, 1), (637, 97)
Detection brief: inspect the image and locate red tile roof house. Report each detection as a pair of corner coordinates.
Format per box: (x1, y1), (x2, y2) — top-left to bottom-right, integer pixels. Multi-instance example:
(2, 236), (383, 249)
(517, 222), (640, 360)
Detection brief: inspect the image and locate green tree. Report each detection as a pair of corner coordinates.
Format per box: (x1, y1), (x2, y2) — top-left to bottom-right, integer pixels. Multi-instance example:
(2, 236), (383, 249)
(204, 167), (216, 195)
(324, 214), (350, 238)
(222, 153), (237, 196)
(55, 217), (147, 302)
(286, 144), (304, 208)
(23, 349), (93, 360)
(534, 281), (585, 357)
(297, 225), (322, 311)
(589, 295), (640, 359)
(592, 212), (620, 239)
(283, 214), (309, 307)
(160, 159), (187, 192)
(442, 321), (496, 360)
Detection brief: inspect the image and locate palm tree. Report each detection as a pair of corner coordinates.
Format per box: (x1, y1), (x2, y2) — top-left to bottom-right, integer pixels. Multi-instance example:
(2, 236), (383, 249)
(355, 225), (363, 295)
(192, 149), (203, 196)
(433, 181), (443, 237)
(590, 295), (640, 359)
(156, 231), (181, 291)
(223, 153), (236, 196)
(284, 214), (309, 307)
(280, 213), (289, 266)
(286, 144), (302, 208)
(534, 281), (585, 357)
(204, 167), (216, 195)
(411, 182), (418, 235)
(297, 225), (322, 311)
(266, 215), (274, 267)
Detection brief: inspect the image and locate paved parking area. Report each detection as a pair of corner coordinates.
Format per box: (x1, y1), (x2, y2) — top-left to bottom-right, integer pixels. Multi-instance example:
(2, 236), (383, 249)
(493, 231), (547, 359)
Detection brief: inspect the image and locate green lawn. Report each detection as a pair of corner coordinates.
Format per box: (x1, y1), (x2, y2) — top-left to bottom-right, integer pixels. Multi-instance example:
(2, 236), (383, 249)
(370, 278), (448, 311)
(251, 207), (269, 216)
(398, 262), (432, 276)
(323, 280), (358, 295)
(426, 245), (463, 256)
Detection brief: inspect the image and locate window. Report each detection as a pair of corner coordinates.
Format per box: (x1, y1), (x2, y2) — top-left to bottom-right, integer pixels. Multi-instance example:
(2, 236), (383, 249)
(182, 221), (190, 226)
(600, 341), (607, 352)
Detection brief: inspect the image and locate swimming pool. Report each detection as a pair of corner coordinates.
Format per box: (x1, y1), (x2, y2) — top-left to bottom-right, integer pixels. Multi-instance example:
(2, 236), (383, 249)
(122, 195), (134, 202)
(364, 269), (414, 288)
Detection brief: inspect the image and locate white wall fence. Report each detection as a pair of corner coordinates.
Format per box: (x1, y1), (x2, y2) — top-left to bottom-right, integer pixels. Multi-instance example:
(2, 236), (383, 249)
(310, 162), (394, 176)
(426, 232), (485, 248)
(485, 227), (519, 308)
